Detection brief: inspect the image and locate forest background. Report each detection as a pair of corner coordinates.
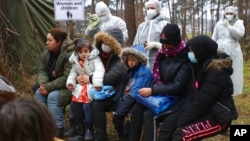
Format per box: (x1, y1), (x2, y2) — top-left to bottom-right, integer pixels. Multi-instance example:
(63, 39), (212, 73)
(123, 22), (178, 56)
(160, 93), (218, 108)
(0, 0), (250, 140)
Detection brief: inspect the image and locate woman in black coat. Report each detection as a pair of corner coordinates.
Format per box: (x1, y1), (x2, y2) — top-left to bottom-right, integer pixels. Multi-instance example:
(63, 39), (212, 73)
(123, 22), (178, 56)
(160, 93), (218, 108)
(77, 27), (127, 141)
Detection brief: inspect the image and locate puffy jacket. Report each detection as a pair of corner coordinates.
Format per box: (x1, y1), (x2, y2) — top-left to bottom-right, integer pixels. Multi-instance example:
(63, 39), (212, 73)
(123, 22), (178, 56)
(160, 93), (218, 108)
(93, 28), (127, 101)
(37, 38), (74, 107)
(177, 52), (238, 126)
(151, 46), (192, 96)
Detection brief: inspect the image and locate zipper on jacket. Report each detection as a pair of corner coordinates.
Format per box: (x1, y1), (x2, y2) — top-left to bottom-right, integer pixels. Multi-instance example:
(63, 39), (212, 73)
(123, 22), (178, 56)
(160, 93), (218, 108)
(217, 101), (230, 111)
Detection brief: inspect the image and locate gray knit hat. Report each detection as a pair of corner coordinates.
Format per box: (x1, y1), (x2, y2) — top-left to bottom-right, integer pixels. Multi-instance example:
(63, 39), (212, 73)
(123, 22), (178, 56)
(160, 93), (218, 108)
(0, 75), (16, 107)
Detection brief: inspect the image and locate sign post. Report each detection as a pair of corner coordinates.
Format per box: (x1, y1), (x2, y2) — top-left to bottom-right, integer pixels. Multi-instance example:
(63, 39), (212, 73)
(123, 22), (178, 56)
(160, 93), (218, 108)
(54, 0), (85, 39)
(54, 0), (85, 21)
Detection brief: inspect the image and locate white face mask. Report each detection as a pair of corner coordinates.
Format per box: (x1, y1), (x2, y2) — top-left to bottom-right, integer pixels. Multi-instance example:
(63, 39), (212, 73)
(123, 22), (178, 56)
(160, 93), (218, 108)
(146, 9), (157, 19)
(225, 15), (234, 21)
(102, 44), (113, 53)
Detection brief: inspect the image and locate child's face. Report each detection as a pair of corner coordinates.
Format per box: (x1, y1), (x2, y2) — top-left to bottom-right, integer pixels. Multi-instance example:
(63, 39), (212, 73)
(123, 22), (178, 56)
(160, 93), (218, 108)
(127, 55), (140, 68)
(77, 46), (90, 61)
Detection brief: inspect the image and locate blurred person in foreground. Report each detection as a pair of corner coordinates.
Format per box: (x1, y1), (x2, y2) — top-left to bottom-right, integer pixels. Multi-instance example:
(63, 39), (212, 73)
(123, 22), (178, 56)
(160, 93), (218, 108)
(0, 97), (64, 141)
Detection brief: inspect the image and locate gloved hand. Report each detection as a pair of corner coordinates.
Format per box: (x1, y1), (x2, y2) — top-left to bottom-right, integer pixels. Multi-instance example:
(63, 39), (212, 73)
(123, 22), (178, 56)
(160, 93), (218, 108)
(87, 13), (101, 30)
(223, 19), (230, 28)
(145, 42), (162, 50)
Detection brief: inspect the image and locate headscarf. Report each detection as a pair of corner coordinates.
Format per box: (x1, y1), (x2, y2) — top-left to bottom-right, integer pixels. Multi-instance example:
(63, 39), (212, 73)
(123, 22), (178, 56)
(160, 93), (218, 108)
(152, 40), (186, 83)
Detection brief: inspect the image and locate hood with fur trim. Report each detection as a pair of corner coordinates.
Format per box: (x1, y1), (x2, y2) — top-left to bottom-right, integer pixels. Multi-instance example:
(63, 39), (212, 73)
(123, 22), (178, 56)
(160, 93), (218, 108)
(204, 52), (233, 75)
(93, 27), (123, 56)
(120, 45), (147, 67)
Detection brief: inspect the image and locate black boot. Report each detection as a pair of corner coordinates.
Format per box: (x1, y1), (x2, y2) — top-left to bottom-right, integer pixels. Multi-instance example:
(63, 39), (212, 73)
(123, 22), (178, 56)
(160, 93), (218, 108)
(57, 127), (64, 139)
(68, 124), (85, 141)
(112, 115), (125, 139)
(94, 128), (109, 141)
(85, 122), (94, 140)
(64, 118), (76, 137)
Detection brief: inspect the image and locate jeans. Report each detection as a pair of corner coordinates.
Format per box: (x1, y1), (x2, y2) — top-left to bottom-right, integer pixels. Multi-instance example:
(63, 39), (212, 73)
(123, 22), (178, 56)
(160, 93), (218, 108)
(83, 103), (92, 125)
(70, 101), (76, 120)
(34, 89), (64, 128)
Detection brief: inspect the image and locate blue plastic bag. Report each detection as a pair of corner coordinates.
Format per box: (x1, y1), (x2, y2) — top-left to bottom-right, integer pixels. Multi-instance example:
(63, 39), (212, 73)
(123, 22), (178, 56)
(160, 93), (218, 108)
(135, 95), (177, 115)
(90, 85), (115, 100)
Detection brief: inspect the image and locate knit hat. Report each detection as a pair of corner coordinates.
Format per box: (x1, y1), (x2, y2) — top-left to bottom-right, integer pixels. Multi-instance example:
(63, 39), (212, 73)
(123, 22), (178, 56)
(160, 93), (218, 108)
(160, 24), (181, 46)
(104, 27), (124, 45)
(187, 35), (218, 64)
(95, 1), (110, 16)
(0, 75), (16, 107)
(145, 0), (161, 12)
(120, 45), (147, 67)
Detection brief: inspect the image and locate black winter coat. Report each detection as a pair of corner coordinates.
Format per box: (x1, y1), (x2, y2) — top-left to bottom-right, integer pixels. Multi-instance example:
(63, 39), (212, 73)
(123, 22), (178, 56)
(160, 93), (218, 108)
(177, 52), (238, 127)
(151, 47), (193, 111)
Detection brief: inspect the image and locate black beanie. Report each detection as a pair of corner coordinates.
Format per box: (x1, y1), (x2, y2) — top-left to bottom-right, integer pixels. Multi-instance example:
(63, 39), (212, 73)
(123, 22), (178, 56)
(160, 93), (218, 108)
(160, 23), (181, 46)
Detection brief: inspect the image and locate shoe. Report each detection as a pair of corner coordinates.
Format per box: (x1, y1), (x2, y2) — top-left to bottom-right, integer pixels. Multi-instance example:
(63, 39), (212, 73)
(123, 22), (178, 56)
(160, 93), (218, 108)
(64, 127), (76, 137)
(68, 135), (84, 141)
(84, 129), (93, 140)
(56, 127), (64, 139)
(64, 118), (76, 137)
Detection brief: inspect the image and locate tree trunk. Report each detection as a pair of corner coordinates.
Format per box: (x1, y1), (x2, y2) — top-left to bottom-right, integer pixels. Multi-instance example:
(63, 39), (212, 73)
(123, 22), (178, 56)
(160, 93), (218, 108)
(124, 0), (136, 46)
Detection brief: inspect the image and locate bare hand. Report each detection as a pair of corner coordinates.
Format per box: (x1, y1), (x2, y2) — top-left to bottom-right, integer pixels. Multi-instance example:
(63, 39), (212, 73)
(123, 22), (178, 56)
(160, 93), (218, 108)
(39, 84), (48, 95)
(67, 83), (75, 91)
(76, 74), (85, 85)
(138, 88), (152, 97)
(82, 74), (90, 84)
(95, 86), (102, 91)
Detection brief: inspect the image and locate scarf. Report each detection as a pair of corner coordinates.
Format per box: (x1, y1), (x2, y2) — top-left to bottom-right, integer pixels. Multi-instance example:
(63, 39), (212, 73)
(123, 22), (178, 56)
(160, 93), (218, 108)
(152, 40), (186, 84)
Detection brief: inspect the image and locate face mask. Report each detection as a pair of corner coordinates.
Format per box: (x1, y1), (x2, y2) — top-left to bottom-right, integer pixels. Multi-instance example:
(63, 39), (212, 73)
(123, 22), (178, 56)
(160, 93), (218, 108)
(146, 9), (157, 19)
(102, 44), (113, 53)
(225, 15), (234, 21)
(188, 52), (198, 63)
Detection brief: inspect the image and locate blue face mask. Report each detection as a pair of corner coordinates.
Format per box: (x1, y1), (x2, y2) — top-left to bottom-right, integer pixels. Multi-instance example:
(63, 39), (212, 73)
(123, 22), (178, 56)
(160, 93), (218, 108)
(188, 52), (198, 63)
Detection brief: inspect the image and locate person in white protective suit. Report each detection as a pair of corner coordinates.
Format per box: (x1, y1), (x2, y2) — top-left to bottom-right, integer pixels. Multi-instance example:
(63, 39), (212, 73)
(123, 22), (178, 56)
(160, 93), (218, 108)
(85, 1), (128, 42)
(212, 5), (245, 96)
(133, 0), (169, 70)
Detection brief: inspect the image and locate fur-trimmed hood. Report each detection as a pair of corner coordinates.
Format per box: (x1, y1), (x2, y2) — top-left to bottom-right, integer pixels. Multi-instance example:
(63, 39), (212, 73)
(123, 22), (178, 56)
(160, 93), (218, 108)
(93, 27), (123, 56)
(204, 52), (233, 75)
(120, 45), (147, 67)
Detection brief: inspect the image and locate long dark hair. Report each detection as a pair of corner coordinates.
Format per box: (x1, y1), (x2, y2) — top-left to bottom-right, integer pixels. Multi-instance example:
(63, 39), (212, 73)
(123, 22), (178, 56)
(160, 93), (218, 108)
(0, 97), (56, 141)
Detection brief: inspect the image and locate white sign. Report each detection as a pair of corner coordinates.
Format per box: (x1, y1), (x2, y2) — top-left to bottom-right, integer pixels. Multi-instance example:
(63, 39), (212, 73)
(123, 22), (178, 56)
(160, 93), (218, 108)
(54, 0), (85, 21)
